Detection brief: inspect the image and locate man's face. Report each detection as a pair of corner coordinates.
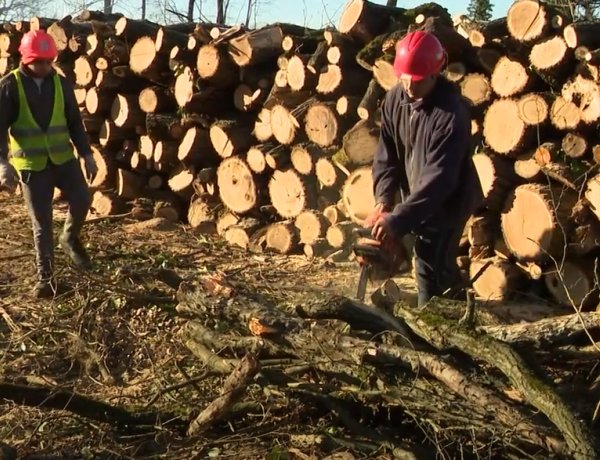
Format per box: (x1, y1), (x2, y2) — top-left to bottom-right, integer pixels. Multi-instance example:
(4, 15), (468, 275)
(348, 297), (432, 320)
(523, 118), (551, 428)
(399, 74), (437, 100)
(27, 59), (53, 78)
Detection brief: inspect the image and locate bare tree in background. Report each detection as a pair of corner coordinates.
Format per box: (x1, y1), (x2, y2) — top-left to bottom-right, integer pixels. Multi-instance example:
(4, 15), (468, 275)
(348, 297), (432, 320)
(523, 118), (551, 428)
(550, 0), (600, 19)
(0, 0), (46, 20)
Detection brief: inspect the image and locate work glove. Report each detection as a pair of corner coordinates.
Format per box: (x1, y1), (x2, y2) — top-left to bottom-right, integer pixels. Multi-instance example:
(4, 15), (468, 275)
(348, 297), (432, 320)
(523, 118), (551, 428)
(0, 157), (17, 193)
(83, 154), (98, 183)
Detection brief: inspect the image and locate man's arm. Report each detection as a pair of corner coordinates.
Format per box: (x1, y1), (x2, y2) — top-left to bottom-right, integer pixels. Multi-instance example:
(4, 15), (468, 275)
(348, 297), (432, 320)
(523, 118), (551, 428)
(386, 108), (470, 237)
(371, 92), (404, 210)
(0, 75), (18, 160)
(60, 76), (92, 158)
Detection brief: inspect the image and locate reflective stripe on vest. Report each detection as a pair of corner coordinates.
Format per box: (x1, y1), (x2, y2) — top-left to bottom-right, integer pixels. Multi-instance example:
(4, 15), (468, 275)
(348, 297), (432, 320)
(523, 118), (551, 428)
(8, 69), (74, 172)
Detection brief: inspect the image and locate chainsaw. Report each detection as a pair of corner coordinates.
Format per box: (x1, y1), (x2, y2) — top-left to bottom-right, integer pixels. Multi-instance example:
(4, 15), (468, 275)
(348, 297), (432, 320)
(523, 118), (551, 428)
(352, 227), (493, 303)
(352, 227), (407, 301)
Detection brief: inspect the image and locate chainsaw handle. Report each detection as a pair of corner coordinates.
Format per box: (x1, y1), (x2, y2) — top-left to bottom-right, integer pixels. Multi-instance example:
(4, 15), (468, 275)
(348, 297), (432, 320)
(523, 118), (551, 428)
(352, 226), (373, 238)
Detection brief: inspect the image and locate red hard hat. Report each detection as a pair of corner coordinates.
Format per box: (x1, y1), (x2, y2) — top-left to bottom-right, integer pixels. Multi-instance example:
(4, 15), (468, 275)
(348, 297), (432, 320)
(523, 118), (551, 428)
(18, 30), (58, 64)
(393, 30), (446, 80)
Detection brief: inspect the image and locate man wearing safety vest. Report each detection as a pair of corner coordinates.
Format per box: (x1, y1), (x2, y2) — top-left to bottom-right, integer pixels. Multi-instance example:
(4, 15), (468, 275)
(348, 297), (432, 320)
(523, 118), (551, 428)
(0, 30), (98, 298)
(366, 30), (483, 307)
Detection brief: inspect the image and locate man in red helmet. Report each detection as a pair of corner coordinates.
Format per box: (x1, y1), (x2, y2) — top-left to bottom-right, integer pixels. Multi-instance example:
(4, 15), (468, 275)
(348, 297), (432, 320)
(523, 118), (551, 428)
(0, 30), (97, 298)
(367, 30), (483, 307)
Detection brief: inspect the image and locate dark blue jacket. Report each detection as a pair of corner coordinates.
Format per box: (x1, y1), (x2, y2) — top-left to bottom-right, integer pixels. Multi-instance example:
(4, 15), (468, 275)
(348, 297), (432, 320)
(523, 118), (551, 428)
(372, 77), (483, 236)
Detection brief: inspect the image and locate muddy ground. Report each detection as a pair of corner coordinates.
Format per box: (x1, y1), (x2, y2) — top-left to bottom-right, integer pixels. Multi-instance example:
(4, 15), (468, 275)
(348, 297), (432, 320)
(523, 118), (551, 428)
(0, 191), (575, 460)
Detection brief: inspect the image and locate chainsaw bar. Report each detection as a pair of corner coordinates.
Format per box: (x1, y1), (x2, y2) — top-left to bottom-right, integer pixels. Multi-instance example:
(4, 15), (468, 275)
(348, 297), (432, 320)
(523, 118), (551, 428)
(356, 263), (371, 301)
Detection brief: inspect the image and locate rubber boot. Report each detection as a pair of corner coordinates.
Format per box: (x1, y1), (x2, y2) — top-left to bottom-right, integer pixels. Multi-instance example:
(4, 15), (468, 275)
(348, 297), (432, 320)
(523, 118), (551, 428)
(59, 234), (91, 270)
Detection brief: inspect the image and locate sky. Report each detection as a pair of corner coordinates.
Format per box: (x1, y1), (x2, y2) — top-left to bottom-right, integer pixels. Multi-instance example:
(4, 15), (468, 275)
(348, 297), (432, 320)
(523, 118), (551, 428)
(251, 0), (515, 29)
(51, 0), (515, 28)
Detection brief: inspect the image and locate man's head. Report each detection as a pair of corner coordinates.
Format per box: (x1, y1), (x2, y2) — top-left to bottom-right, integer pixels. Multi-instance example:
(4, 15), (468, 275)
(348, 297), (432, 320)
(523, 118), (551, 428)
(393, 30), (446, 100)
(18, 30), (57, 78)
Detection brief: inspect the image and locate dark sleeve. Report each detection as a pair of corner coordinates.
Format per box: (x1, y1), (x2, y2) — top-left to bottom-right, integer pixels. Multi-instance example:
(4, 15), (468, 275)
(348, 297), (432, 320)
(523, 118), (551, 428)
(371, 91), (404, 209)
(0, 75), (18, 160)
(60, 76), (92, 158)
(386, 107), (470, 237)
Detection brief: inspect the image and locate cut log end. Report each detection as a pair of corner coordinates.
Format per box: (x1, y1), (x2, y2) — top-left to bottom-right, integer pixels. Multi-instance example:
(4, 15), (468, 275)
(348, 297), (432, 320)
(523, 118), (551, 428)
(268, 169), (312, 219)
(507, 0), (548, 43)
(483, 98), (529, 156)
(491, 57), (530, 97)
(217, 157), (259, 214)
(341, 166), (376, 226)
(517, 93), (549, 126)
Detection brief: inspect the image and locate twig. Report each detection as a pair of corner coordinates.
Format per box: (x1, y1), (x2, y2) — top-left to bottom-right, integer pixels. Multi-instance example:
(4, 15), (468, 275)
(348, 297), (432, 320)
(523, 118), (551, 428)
(145, 370), (219, 408)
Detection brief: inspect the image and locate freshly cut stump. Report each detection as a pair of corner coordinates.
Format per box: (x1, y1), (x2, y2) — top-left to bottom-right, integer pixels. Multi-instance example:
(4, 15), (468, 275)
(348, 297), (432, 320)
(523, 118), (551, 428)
(341, 166), (376, 225)
(544, 258), (598, 308)
(490, 56), (532, 97)
(266, 222), (299, 254)
(217, 157), (260, 214)
(501, 183), (576, 262)
(506, 0), (551, 43)
(294, 210), (330, 244)
(268, 169), (314, 219)
(470, 258), (524, 301)
(517, 93), (550, 125)
(483, 98), (531, 156)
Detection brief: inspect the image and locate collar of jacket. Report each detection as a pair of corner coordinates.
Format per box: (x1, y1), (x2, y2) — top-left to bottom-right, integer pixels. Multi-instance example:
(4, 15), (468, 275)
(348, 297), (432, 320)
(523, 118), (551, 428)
(405, 76), (451, 111)
(18, 64), (56, 81)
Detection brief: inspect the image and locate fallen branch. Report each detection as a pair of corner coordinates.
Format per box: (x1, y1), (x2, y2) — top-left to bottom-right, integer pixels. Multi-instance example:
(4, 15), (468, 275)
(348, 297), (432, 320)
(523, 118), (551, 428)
(187, 352), (260, 436)
(397, 305), (599, 460)
(481, 311), (600, 347)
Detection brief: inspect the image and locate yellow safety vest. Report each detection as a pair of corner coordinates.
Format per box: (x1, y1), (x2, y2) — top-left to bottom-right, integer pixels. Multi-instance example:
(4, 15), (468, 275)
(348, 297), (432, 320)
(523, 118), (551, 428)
(8, 69), (74, 172)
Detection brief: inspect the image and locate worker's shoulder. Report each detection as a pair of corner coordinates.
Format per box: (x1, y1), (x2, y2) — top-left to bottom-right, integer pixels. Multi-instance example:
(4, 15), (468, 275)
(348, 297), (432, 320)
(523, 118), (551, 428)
(432, 80), (470, 121)
(0, 71), (17, 90)
(382, 83), (407, 105)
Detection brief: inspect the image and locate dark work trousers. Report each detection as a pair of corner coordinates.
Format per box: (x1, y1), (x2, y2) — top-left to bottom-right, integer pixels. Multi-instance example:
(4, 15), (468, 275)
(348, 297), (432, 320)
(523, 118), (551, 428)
(413, 219), (468, 308)
(19, 159), (90, 280)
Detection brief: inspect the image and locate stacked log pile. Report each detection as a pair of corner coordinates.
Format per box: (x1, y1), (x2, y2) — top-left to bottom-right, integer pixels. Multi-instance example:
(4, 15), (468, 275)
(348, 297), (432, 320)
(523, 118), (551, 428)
(2, 0), (600, 309)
